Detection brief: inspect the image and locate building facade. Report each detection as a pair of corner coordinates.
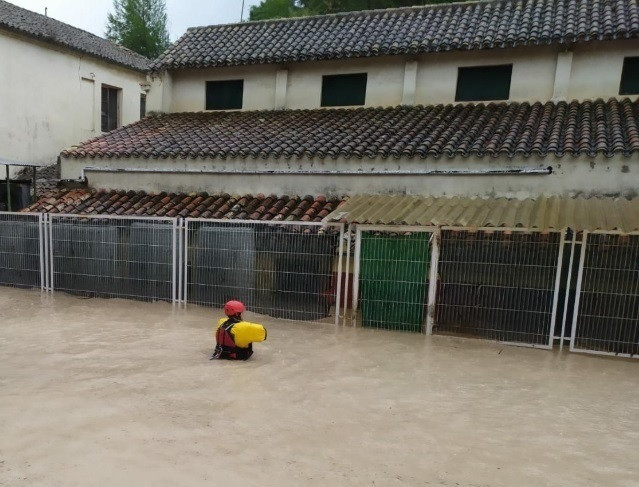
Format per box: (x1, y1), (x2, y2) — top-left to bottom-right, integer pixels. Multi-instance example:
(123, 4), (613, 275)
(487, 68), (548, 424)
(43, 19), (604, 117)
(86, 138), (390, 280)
(0, 0), (149, 171)
(57, 0), (639, 200)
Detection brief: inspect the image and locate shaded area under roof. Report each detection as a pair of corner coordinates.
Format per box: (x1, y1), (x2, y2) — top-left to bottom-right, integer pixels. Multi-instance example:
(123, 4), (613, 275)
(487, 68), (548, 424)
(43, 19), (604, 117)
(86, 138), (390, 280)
(325, 195), (639, 233)
(0, 0), (148, 71)
(61, 98), (639, 161)
(151, 0), (639, 70)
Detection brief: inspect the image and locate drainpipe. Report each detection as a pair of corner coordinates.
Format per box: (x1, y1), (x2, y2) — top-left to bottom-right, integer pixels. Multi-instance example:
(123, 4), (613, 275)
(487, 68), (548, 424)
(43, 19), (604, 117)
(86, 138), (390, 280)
(79, 166), (553, 180)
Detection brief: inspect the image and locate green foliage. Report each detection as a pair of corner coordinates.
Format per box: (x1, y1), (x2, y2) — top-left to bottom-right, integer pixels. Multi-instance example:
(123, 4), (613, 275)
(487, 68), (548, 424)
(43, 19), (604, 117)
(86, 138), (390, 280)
(106, 0), (170, 59)
(249, 0), (471, 20)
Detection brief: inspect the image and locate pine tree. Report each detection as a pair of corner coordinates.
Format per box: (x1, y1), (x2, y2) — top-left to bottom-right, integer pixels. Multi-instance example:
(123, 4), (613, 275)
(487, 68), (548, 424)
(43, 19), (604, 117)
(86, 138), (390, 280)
(106, 0), (170, 59)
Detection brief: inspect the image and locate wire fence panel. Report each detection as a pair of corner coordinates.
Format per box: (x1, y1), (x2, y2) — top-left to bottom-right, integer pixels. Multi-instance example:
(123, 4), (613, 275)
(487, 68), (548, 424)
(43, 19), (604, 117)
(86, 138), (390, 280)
(355, 229), (432, 333)
(434, 230), (563, 347)
(571, 233), (639, 358)
(0, 212), (43, 289)
(49, 215), (177, 302)
(185, 220), (343, 322)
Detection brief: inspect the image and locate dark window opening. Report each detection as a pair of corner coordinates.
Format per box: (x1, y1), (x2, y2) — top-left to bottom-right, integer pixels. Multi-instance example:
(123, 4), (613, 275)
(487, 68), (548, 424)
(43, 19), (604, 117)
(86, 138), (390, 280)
(455, 65), (513, 102)
(206, 80), (244, 110)
(140, 93), (147, 119)
(619, 57), (639, 95)
(321, 73), (367, 107)
(101, 85), (120, 132)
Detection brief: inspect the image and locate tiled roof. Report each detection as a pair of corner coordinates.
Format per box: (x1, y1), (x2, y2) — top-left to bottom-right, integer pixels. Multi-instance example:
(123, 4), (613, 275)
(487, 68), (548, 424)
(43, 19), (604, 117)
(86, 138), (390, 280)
(62, 98), (639, 160)
(326, 195), (639, 232)
(151, 0), (639, 70)
(23, 189), (341, 222)
(16, 164), (60, 198)
(0, 0), (148, 71)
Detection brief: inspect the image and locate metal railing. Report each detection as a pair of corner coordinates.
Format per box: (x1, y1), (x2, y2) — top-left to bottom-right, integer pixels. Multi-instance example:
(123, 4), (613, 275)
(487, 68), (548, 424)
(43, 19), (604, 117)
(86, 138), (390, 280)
(1, 213), (638, 358)
(570, 231), (639, 358)
(433, 228), (565, 348)
(184, 219), (344, 324)
(0, 212), (44, 290)
(351, 225), (436, 333)
(47, 214), (178, 302)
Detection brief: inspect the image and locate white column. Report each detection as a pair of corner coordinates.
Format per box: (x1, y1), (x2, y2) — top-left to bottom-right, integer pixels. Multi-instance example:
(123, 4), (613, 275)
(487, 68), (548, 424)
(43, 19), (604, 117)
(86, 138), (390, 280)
(552, 51), (573, 101)
(401, 60), (418, 105)
(275, 69), (289, 109)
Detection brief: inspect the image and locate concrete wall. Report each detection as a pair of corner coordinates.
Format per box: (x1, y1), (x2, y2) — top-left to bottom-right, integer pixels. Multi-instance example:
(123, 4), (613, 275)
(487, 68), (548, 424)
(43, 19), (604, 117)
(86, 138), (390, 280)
(0, 29), (147, 169)
(414, 46), (557, 104)
(569, 40), (639, 100)
(62, 154), (636, 199)
(155, 40), (639, 113)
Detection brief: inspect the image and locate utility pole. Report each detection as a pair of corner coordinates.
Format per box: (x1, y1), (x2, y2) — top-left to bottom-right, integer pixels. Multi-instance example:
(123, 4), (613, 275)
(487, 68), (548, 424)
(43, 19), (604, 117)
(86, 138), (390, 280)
(240, 0), (245, 21)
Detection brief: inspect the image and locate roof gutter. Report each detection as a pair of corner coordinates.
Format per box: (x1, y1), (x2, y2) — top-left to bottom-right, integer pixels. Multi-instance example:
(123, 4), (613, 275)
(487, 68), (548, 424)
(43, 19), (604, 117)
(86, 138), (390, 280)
(80, 166), (553, 180)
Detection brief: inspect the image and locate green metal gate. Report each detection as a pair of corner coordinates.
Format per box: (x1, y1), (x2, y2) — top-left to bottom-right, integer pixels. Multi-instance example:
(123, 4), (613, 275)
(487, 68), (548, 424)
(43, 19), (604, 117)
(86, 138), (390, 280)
(359, 232), (430, 332)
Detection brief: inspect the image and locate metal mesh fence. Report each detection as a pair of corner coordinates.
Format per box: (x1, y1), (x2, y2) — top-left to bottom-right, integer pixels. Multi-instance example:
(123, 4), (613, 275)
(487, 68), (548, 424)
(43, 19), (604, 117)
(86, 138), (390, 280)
(571, 233), (639, 357)
(434, 230), (563, 347)
(49, 215), (176, 302)
(0, 212), (42, 289)
(185, 219), (343, 322)
(354, 229), (432, 333)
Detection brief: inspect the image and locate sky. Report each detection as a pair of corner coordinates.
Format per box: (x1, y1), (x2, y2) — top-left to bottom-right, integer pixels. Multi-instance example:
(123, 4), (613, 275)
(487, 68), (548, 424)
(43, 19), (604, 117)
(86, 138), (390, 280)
(10, 0), (262, 41)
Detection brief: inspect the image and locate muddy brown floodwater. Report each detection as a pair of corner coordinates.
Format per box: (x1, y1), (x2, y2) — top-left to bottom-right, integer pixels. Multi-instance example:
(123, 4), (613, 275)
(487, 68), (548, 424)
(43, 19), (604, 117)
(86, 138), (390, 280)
(1, 287), (638, 487)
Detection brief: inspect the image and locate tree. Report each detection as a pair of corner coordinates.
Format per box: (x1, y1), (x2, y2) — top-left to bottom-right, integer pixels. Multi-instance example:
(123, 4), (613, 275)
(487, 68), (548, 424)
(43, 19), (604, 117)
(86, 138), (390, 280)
(106, 0), (170, 59)
(249, 0), (471, 20)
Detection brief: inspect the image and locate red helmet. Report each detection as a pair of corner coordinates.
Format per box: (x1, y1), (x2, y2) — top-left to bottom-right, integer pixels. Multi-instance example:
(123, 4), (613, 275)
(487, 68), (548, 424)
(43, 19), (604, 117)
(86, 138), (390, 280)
(224, 300), (246, 317)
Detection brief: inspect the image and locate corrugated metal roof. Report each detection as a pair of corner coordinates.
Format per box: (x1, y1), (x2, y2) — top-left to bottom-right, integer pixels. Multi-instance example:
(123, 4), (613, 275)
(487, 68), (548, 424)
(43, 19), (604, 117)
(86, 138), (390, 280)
(325, 195), (639, 233)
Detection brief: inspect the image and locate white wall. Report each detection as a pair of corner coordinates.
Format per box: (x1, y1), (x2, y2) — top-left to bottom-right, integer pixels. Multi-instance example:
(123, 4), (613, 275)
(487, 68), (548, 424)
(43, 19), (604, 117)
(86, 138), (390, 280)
(158, 40), (639, 113)
(170, 65), (279, 112)
(62, 153), (636, 200)
(569, 40), (639, 100)
(286, 57), (405, 109)
(415, 46), (558, 104)
(0, 29), (147, 169)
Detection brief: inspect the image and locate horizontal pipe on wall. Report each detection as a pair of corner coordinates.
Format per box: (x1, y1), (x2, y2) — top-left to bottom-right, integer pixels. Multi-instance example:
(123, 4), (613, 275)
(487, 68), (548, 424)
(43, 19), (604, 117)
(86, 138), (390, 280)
(79, 165), (553, 180)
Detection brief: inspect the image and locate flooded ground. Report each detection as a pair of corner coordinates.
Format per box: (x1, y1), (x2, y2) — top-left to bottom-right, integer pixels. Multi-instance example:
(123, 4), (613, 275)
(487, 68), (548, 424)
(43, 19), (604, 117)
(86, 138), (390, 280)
(1, 287), (638, 487)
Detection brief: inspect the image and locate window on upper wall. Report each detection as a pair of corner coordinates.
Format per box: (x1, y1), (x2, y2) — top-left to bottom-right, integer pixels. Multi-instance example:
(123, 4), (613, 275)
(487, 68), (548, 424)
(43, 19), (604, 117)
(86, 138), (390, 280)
(101, 85), (120, 132)
(206, 80), (244, 110)
(619, 57), (639, 95)
(140, 93), (147, 118)
(321, 73), (367, 107)
(455, 65), (513, 102)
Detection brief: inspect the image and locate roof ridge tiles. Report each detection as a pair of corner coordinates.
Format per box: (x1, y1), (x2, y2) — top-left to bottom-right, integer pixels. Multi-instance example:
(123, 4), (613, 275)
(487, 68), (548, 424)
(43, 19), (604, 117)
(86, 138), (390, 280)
(150, 0), (639, 71)
(185, 0), (491, 32)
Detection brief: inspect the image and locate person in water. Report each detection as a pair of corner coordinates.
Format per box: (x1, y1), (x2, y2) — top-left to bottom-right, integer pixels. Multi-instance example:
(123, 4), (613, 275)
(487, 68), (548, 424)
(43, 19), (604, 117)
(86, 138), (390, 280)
(211, 300), (267, 360)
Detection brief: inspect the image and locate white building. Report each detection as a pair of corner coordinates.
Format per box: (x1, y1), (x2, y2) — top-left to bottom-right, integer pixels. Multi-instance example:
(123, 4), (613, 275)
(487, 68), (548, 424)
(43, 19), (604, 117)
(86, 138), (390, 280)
(0, 0), (149, 173)
(55, 0), (639, 201)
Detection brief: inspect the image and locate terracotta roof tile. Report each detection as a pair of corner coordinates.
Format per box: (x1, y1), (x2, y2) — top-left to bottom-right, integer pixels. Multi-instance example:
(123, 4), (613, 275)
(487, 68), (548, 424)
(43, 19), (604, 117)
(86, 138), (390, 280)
(62, 99), (639, 161)
(0, 0), (148, 71)
(151, 0), (639, 71)
(23, 189), (342, 224)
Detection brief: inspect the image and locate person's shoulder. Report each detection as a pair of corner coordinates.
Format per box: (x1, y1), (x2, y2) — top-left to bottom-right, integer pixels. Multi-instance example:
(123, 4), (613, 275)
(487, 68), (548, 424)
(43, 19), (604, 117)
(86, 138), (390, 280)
(217, 317), (227, 327)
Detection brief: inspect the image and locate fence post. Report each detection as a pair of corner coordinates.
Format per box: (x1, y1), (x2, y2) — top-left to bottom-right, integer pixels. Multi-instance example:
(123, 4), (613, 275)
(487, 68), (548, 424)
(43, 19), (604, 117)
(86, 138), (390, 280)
(351, 225), (362, 325)
(334, 223), (344, 326)
(38, 213), (45, 291)
(171, 218), (178, 304)
(48, 213), (54, 292)
(183, 219), (189, 307)
(548, 229), (567, 347)
(569, 231), (588, 352)
(343, 224), (352, 325)
(425, 228), (441, 335)
(559, 231), (577, 351)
